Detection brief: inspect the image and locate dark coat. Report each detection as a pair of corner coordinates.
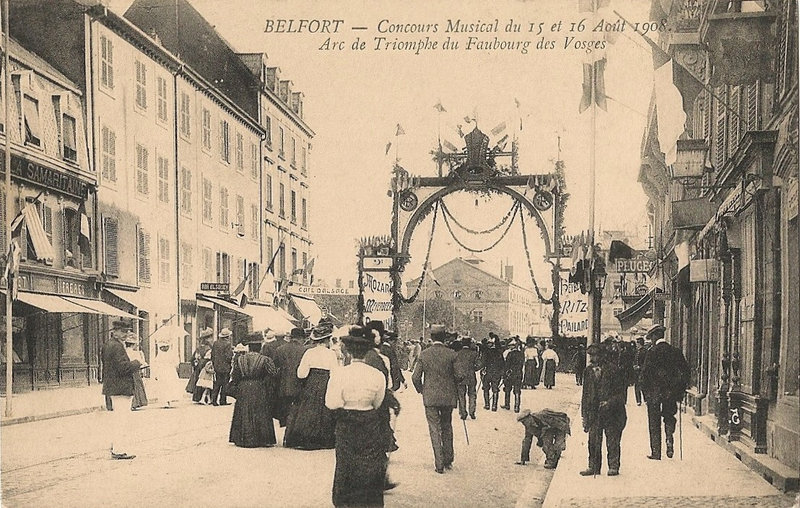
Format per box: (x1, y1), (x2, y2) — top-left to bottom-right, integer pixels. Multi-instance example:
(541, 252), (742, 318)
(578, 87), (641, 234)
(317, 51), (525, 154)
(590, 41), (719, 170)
(482, 347), (506, 378)
(454, 347), (482, 385)
(102, 339), (141, 396)
(640, 341), (690, 403)
(274, 341), (307, 398)
(380, 342), (405, 391)
(365, 349), (389, 381)
(261, 337), (287, 360)
(211, 337), (233, 374)
(412, 342), (458, 408)
(581, 360), (627, 431)
(504, 349), (525, 381)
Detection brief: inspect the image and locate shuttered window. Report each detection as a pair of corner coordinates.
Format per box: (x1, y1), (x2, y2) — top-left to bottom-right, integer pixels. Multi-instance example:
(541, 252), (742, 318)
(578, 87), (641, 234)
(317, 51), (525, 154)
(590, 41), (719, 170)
(40, 204), (52, 244)
(236, 132), (244, 172)
(181, 243), (192, 289)
(100, 35), (114, 89)
(103, 217), (119, 276)
(250, 143), (258, 180)
(728, 86), (742, 159)
(180, 167), (192, 214)
(714, 87), (727, 169)
(158, 236), (169, 285)
(156, 76), (167, 122)
(135, 60), (147, 110)
(136, 144), (149, 196)
(250, 204), (258, 240)
(101, 126), (116, 182)
(202, 177), (212, 224)
(746, 82), (760, 132)
(203, 247), (212, 282)
(157, 156), (169, 203)
(137, 226), (151, 284)
(219, 187), (229, 227)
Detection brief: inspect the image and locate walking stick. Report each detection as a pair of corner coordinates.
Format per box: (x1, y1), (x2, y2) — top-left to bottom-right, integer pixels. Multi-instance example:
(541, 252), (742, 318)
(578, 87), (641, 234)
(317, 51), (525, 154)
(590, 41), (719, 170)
(463, 418), (470, 445)
(679, 399), (683, 461)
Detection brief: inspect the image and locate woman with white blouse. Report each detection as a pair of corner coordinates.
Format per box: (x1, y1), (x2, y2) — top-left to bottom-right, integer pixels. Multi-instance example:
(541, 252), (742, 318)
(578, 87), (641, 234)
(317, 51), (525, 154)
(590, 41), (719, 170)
(284, 321), (339, 450)
(326, 326), (387, 507)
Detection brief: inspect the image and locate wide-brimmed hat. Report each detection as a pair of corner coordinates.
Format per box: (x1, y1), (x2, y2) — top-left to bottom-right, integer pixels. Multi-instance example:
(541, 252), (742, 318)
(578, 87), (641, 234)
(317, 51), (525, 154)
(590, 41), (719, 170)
(311, 322), (334, 341)
(218, 328), (233, 338)
(198, 327), (214, 340)
(290, 327), (306, 340)
(516, 408), (532, 421)
(429, 324), (447, 342)
(341, 325), (373, 346)
(233, 343), (248, 353)
(646, 324), (666, 339)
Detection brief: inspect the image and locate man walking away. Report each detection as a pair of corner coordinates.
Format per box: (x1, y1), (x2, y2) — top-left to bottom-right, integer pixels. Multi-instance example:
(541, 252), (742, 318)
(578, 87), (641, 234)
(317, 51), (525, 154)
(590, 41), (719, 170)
(640, 324), (690, 460)
(412, 325), (459, 474)
(454, 337), (482, 420)
(102, 320), (143, 460)
(633, 335), (647, 406)
(501, 338), (525, 412)
(580, 343), (627, 476)
(481, 334), (505, 411)
(211, 328), (234, 405)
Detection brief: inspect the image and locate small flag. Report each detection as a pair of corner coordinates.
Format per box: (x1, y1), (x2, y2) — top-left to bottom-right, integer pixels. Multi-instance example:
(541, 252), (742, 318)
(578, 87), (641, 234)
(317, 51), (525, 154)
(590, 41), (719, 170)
(385, 142), (392, 155)
(434, 101), (446, 113)
(232, 266), (252, 298)
(395, 124), (405, 136)
(426, 264), (441, 287)
(442, 140), (459, 152)
(579, 57), (608, 113)
(490, 122), (507, 137)
(78, 200), (91, 254)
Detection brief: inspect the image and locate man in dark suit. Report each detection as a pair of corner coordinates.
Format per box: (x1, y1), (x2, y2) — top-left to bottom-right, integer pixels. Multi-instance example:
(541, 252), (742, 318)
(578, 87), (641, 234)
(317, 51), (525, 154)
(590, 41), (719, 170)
(502, 337), (525, 413)
(640, 324), (690, 460)
(454, 337), (482, 420)
(102, 320), (143, 460)
(412, 325), (459, 474)
(274, 327), (307, 428)
(211, 328), (234, 405)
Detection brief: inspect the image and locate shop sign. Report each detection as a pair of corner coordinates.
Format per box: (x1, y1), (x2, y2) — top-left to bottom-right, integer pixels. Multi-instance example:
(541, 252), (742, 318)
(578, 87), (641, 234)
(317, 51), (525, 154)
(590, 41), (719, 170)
(2, 151), (91, 199)
(290, 285), (357, 296)
(787, 176), (798, 220)
(200, 282), (229, 292)
(17, 272), (93, 297)
(558, 276), (589, 337)
(612, 255), (655, 274)
(362, 256), (392, 270)
(362, 270), (393, 326)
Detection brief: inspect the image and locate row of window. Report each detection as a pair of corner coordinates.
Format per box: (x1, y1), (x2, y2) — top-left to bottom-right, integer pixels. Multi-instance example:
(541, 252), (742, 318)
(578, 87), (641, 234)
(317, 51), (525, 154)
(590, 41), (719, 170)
(263, 115), (308, 174)
(264, 173), (308, 228)
(264, 236), (309, 282)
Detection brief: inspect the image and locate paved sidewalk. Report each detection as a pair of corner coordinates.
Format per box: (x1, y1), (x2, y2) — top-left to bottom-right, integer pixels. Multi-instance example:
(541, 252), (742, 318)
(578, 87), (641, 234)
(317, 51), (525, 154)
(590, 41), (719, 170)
(542, 391), (796, 508)
(1, 380), (160, 426)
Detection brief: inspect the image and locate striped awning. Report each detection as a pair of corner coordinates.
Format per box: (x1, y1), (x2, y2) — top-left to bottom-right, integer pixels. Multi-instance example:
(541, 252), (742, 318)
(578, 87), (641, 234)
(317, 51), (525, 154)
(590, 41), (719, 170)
(616, 287), (662, 331)
(22, 204), (56, 263)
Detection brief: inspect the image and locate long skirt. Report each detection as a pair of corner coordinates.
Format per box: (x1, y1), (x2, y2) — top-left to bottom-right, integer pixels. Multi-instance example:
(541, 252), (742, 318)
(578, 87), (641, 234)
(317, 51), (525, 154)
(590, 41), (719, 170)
(132, 370), (148, 409)
(332, 409), (386, 507)
(544, 359), (557, 388)
(229, 379), (276, 448)
(284, 368), (336, 450)
(523, 360), (538, 388)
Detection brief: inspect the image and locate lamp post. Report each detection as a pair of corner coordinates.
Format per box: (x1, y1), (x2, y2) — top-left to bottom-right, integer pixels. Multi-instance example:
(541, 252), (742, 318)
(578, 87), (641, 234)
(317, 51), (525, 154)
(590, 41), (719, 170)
(592, 258), (607, 344)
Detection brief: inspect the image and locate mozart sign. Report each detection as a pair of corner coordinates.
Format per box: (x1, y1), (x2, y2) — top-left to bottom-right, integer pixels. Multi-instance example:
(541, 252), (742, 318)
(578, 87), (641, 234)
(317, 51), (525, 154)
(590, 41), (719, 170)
(361, 268), (394, 327)
(558, 276), (589, 337)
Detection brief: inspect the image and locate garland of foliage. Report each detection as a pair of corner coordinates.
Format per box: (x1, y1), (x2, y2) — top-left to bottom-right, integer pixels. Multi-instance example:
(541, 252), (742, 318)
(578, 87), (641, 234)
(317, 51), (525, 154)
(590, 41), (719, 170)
(519, 206), (553, 305)
(440, 199), (517, 235)
(400, 200), (441, 304)
(441, 201), (521, 253)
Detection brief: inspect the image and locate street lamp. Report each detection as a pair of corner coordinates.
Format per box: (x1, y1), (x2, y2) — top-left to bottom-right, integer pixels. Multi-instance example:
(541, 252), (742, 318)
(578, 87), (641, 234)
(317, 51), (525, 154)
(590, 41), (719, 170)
(592, 257), (607, 344)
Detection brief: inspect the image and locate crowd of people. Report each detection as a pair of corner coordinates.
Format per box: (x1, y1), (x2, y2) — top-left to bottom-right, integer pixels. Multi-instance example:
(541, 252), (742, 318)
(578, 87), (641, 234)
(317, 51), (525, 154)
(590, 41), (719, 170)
(99, 315), (689, 506)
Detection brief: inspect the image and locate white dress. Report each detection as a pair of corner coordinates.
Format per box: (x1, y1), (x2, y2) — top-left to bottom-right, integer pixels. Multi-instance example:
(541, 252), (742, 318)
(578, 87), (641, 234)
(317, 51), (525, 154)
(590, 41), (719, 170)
(151, 346), (184, 406)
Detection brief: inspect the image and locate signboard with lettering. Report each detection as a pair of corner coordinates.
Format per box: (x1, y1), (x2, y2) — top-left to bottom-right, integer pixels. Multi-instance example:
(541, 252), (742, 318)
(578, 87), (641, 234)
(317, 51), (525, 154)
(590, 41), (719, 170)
(200, 282), (229, 292)
(290, 285), (357, 296)
(362, 257), (392, 270)
(611, 254), (655, 274)
(558, 276), (589, 337)
(1, 151), (91, 199)
(361, 269), (394, 327)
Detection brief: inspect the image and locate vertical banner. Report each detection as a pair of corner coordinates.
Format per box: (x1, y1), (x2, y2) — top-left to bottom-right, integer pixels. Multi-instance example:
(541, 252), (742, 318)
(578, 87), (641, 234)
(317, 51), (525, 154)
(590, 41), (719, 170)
(360, 256), (394, 329)
(558, 275), (589, 337)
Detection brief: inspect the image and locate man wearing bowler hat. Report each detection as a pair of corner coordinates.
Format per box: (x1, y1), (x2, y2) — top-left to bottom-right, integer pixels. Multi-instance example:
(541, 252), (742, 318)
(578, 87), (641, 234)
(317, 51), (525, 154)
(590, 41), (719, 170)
(102, 319), (142, 459)
(211, 328), (234, 405)
(640, 324), (690, 460)
(412, 324), (459, 474)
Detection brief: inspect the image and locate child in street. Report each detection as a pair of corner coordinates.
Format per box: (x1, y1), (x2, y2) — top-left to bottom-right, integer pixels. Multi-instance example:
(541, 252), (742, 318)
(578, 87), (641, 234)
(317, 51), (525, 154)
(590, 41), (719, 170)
(196, 350), (214, 404)
(515, 408), (571, 469)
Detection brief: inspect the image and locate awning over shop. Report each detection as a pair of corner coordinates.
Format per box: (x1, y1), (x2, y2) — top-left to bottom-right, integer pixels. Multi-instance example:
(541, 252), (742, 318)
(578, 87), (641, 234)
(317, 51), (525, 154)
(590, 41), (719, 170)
(3, 290), (138, 319)
(61, 296), (139, 319)
(105, 288), (150, 311)
(197, 295), (247, 315)
(616, 288), (662, 331)
(20, 204), (56, 263)
(247, 304), (294, 335)
(290, 295), (322, 326)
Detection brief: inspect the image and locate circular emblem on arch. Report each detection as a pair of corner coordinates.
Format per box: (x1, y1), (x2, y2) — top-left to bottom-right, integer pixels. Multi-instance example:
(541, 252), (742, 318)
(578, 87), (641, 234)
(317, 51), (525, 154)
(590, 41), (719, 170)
(399, 190), (419, 212)
(533, 190), (553, 211)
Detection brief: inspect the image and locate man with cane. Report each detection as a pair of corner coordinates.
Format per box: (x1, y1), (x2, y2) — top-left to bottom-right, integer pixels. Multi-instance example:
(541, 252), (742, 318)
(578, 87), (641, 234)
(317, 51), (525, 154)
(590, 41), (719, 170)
(640, 324), (691, 460)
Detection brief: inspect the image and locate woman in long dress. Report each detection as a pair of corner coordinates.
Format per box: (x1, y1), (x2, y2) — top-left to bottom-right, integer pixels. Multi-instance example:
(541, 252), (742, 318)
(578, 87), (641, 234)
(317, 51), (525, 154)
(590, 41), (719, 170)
(229, 343), (278, 447)
(542, 342), (560, 389)
(325, 326), (387, 507)
(284, 322), (338, 450)
(124, 333), (148, 410)
(522, 338), (540, 389)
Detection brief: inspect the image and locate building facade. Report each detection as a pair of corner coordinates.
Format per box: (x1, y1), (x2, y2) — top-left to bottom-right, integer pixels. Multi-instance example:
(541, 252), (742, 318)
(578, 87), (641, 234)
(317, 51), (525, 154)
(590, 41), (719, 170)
(0, 35), (110, 392)
(638, 0), (798, 486)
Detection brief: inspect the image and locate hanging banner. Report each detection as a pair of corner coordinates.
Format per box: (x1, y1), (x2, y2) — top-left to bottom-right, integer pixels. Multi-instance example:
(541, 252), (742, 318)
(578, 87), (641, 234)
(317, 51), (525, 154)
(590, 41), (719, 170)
(559, 276), (589, 337)
(362, 268), (394, 327)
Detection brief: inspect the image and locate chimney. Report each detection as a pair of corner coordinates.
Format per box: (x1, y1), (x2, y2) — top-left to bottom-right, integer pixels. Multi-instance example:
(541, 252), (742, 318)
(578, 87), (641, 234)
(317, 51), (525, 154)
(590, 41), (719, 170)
(504, 265), (514, 283)
(266, 67), (281, 93)
(279, 80), (292, 104)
